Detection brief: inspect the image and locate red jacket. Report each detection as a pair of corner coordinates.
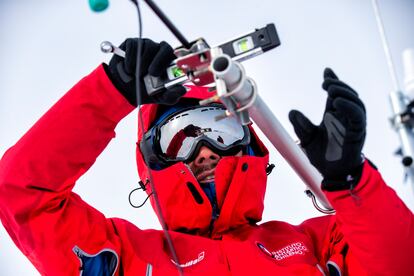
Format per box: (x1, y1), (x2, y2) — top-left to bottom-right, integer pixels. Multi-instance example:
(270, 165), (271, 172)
(0, 65), (413, 275)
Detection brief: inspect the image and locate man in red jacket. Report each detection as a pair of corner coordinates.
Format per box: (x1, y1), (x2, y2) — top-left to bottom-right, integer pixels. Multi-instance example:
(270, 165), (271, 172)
(0, 37), (413, 275)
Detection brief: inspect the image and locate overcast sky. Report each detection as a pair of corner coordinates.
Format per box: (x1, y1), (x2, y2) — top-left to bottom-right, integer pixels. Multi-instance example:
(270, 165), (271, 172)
(1, 0), (414, 274)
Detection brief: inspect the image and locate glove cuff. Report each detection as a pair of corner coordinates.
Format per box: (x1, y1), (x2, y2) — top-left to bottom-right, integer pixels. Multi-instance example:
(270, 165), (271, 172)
(103, 63), (137, 106)
(321, 160), (364, 191)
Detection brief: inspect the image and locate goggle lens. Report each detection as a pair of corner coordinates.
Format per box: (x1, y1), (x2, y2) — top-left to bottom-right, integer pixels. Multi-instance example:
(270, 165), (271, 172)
(157, 105), (249, 162)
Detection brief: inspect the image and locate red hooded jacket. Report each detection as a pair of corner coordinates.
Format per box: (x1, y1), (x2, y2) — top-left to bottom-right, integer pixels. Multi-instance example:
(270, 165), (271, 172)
(0, 65), (414, 275)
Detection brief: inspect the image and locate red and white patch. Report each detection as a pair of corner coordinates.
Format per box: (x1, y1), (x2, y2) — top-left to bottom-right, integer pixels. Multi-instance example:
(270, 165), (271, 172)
(171, 251), (205, 268)
(257, 242), (309, 261)
(272, 242), (309, 260)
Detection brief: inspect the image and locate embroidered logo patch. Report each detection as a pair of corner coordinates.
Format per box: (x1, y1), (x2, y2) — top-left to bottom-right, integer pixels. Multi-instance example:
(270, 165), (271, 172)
(257, 242), (309, 261)
(171, 251), (205, 268)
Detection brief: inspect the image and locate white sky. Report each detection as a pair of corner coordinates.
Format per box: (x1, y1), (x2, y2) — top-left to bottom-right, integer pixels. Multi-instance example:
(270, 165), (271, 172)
(1, 0), (414, 275)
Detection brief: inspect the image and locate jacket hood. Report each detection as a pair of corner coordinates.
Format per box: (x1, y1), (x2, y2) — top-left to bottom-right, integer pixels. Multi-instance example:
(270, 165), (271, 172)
(136, 85), (269, 236)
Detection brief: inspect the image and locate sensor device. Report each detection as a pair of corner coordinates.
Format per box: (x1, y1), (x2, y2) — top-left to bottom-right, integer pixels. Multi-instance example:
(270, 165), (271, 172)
(144, 23), (280, 96)
(89, 0), (109, 12)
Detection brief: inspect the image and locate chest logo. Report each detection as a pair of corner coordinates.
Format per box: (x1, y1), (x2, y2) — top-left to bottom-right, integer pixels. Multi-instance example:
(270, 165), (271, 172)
(171, 251), (205, 268)
(257, 242), (309, 261)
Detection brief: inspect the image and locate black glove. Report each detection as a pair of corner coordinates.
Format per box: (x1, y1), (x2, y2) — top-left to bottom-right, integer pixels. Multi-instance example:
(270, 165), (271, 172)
(289, 68), (366, 190)
(105, 38), (186, 106)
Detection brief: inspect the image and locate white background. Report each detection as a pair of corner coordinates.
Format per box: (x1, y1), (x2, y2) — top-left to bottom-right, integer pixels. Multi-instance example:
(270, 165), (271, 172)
(1, 0), (414, 275)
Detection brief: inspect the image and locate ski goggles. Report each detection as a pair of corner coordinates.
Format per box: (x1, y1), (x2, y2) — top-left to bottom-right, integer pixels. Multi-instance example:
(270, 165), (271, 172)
(140, 104), (251, 170)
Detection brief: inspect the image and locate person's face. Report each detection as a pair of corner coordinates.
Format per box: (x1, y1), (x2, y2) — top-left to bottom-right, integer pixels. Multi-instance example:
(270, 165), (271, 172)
(187, 146), (242, 184)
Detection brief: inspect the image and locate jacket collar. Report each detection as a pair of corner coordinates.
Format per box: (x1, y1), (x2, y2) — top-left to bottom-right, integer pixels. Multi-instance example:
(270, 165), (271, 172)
(136, 86), (270, 236)
(138, 154), (269, 237)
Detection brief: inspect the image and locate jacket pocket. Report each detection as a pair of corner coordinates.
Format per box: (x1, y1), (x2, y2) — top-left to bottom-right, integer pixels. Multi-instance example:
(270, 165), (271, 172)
(73, 245), (119, 276)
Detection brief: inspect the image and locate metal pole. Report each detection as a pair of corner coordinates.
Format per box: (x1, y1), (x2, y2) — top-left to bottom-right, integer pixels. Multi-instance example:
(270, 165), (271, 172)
(371, 0), (414, 179)
(371, 0), (400, 92)
(142, 0), (191, 49)
(402, 49), (414, 183)
(249, 96), (332, 210)
(211, 54), (333, 210)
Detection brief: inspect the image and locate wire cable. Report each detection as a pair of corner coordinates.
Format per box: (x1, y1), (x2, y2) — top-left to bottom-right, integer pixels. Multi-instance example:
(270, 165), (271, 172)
(130, 0), (183, 274)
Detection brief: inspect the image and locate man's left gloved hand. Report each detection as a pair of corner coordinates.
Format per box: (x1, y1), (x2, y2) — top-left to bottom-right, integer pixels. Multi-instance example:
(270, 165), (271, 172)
(289, 68), (366, 190)
(105, 38), (186, 106)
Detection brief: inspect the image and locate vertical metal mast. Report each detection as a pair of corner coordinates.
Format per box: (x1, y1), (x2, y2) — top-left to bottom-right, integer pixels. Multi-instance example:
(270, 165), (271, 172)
(371, 0), (400, 91)
(371, 0), (414, 184)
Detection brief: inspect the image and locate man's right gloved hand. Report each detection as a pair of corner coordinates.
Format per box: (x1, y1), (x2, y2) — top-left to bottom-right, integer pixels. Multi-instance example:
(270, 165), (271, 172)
(104, 38), (186, 106)
(289, 68), (366, 190)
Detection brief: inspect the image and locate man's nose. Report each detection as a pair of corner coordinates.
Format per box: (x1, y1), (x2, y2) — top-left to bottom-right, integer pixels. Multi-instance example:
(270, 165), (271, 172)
(193, 146), (220, 166)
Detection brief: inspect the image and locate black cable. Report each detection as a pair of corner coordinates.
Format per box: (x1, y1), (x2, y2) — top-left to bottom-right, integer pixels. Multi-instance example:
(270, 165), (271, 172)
(128, 186), (153, 208)
(129, 1), (183, 274)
